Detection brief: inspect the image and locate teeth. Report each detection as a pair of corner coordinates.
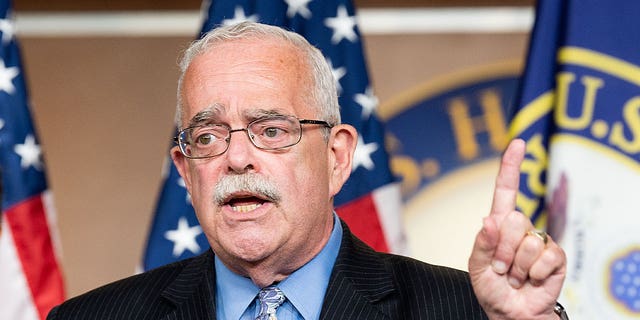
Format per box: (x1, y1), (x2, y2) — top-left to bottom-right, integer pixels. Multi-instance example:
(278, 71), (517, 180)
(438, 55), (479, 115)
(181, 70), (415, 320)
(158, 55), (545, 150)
(230, 203), (262, 213)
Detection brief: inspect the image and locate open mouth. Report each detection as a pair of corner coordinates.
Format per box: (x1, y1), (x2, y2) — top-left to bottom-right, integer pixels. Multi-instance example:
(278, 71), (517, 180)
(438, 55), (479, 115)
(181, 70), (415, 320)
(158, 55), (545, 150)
(224, 194), (270, 213)
(214, 174), (281, 213)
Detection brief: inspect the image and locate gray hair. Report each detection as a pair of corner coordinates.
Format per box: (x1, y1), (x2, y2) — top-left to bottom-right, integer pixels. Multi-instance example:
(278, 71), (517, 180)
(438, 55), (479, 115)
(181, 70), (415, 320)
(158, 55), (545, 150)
(175, 21), (341, 130)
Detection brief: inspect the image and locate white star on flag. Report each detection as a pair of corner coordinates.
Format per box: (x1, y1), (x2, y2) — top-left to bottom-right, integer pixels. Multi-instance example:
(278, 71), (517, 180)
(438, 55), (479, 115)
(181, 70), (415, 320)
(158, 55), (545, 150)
(0, 117), (4, 130)
(164, 217), (203, 257)
(177, 177), (192, 204)
(0, 58), (18, 94)
(285, 0), (313, 19)
(14, 134), (42, 170)
(354, 86), (378, 119)
(326, 59), (346, 94)
(223, 6), (259, 26)
(0, 18), (15, 44)
(352, 135), (378, 172)
(324, 5), (358, 44)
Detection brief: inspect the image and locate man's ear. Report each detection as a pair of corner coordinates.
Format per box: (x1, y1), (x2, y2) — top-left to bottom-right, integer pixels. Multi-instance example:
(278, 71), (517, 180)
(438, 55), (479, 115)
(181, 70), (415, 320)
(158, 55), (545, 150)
(328, 124), (358, 197)
(170, 146), (192, 192)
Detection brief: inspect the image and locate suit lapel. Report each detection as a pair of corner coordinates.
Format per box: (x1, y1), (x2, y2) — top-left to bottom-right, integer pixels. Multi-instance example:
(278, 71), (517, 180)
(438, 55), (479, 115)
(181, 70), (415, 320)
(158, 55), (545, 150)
(160, 250), (217, 320)
(320, 222), (396, 320)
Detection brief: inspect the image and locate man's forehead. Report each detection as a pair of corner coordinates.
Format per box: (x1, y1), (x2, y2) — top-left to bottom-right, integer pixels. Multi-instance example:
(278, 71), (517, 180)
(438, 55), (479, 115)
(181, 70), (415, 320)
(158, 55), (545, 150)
(196, 37), (298, 64)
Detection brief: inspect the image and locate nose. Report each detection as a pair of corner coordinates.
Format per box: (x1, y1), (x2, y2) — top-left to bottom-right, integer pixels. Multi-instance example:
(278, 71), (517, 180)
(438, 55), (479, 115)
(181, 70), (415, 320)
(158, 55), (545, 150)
(224, 128), (256, 173)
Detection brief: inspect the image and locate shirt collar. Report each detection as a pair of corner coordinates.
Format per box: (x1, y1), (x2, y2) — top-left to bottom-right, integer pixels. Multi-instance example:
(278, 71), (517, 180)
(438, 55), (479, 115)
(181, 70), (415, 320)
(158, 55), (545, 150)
(278, 214), (342, 320)
(215, 214), (343, 320)
(215, 256), (257, 320)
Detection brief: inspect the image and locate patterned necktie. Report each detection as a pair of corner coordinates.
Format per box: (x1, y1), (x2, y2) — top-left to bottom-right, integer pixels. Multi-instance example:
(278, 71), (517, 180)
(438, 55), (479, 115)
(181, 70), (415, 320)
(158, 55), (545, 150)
(256, 285), (286, 320)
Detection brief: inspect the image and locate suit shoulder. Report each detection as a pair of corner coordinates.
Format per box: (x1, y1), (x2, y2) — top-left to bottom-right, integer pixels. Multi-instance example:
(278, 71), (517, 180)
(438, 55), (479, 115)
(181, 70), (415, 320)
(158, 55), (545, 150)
(380, 252), (487, 318)
(342, 226), (474, 288)
(49, 254), (207, 320)
(381, 252), (472, 283)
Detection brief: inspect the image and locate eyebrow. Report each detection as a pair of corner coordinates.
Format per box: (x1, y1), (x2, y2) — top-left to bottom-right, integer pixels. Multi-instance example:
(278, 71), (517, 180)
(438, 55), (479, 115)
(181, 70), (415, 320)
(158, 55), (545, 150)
(187, 104), (224, 127)
(187, 105), (294, 127)
(243, 108), (292, 121)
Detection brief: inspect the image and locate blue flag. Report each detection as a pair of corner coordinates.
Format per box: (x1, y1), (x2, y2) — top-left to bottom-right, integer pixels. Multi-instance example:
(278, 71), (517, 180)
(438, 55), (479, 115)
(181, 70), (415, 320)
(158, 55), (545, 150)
(510, 0), (640, 318)
(142, 0), (405, 271)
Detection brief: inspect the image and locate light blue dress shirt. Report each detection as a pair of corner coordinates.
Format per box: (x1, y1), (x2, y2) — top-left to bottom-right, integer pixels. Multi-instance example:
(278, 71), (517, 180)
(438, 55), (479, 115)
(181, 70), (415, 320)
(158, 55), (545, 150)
(215, 214), (343, 320)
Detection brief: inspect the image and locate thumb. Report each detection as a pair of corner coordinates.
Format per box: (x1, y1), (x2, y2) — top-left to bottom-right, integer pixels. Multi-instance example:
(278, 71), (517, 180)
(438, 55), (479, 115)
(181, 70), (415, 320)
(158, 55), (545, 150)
(468, 216), (500, 274)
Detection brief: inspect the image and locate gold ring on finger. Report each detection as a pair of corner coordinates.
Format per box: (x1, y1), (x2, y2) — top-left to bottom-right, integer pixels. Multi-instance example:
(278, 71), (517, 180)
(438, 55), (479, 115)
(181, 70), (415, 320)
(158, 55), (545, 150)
(526, 229), (548, 245)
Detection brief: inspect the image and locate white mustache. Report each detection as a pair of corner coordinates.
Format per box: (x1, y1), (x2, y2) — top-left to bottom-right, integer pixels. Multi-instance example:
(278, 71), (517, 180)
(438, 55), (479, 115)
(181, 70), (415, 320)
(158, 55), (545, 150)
(214, 173), (281, 205)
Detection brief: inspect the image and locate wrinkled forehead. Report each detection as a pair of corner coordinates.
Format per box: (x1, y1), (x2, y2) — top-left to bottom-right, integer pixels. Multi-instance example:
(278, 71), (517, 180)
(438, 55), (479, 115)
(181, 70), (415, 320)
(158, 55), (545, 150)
(191, 37), (309, 78)
(180, 38), (317, 126)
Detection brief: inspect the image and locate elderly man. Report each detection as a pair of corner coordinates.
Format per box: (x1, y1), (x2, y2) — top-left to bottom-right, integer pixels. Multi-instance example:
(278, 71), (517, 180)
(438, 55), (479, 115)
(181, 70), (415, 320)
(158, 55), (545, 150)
(48, 22), (567, 320)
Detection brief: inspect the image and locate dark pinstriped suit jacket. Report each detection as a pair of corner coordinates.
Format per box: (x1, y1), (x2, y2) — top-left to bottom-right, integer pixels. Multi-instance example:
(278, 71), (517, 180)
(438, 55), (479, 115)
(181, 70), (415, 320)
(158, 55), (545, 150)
(48, 222), (489, 319)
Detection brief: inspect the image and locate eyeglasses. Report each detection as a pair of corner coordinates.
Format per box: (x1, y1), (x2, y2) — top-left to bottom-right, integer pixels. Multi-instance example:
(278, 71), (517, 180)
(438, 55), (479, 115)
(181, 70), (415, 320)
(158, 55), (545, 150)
(174, 115), (333, 159)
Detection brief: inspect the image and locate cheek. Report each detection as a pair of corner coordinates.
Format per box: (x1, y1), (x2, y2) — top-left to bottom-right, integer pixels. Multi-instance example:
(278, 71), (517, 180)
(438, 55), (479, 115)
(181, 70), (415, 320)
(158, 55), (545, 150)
(288, 149), (330, 196)
(187, 164), (219, 206)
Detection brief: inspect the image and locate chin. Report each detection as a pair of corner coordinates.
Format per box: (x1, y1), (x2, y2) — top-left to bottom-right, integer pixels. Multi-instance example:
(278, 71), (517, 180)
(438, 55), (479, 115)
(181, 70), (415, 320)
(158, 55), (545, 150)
(227, 236), (277, 262)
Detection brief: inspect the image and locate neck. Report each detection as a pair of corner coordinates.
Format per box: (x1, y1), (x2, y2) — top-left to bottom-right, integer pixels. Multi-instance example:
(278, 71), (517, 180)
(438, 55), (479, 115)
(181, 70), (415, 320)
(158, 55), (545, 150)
(218, 221), (334, 288)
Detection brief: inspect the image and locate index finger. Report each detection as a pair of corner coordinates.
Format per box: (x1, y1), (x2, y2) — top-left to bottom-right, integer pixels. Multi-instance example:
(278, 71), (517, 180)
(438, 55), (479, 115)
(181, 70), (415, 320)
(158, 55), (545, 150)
(490, 139), (526, 224)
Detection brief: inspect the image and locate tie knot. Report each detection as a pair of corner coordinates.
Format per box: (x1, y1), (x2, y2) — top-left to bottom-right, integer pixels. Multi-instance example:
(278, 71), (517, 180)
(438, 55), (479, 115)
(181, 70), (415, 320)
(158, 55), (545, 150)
(256, 285), (286, 320)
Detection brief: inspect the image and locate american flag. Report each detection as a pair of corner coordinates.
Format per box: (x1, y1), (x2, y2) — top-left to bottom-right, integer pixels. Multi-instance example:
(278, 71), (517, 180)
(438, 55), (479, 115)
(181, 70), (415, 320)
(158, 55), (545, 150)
(142, 0), (406, 271)
(0, 0), (66, 319)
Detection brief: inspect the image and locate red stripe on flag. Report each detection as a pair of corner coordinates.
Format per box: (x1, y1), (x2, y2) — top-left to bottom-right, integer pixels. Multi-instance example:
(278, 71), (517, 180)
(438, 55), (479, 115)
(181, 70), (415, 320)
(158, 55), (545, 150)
(336, 193), (389, 252)
(6, 195), (65, 320)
